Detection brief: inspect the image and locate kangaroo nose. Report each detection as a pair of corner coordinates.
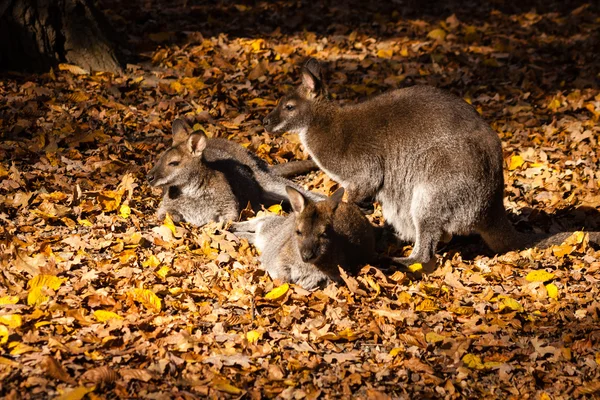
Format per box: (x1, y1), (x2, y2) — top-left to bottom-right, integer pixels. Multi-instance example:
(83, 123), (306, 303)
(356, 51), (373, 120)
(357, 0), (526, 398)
(146, 173), (155, 183)
(263, 116), (272, 128)
(301, 249), (315, 263)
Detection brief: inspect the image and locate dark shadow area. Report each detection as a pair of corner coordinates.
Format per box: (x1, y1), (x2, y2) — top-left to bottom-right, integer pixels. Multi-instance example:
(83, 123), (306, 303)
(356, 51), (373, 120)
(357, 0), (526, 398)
(94, 0), (599, 90)
(375, 205), (600, 263)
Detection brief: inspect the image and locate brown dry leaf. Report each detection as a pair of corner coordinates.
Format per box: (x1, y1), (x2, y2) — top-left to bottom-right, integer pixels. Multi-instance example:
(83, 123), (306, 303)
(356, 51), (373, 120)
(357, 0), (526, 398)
(81, 366), (119, 384)
(119, 368), (154, 382)
(42, 356), (74, 383)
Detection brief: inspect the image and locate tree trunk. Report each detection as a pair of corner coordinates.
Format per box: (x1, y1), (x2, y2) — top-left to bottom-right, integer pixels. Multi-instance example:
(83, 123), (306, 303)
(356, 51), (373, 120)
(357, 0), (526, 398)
(0, 0), (122, 74)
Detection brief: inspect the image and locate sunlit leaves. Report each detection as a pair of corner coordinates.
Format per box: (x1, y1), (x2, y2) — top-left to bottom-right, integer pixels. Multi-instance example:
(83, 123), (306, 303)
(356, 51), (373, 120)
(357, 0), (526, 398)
(0, 315), (22, 329)
(93, 310), (123, 322)
(129, 289), (162, 313)
(525, 270), (555, 282)
(56, 386), (96, 400)
(264, 283), (289, 300)
(508, 155), (525, 170)
(27, 275), (66, 306)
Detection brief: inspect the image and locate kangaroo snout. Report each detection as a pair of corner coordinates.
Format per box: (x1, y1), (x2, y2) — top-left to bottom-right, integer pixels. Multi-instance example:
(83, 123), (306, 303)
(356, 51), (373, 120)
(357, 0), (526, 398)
(300, 248), (316, 263)
(263, 115), (272, 130)
(146, 172), (156, 185)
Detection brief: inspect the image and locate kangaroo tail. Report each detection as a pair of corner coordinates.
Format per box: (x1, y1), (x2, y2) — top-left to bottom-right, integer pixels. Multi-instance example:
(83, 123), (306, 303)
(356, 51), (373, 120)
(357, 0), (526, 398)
(477, 213), (600, 252)
(529, 231), (600, 249)
(269, 160), (318, 178)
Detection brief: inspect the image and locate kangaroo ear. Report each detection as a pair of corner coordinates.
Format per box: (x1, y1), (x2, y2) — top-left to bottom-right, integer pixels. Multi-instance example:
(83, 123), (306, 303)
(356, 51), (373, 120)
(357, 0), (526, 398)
(172, 119), (194, 144)
(329, 187), (345, 206)
(187, 132), (207, 157)
(301, 59), (323, 96)
(286, 186), (307, 214)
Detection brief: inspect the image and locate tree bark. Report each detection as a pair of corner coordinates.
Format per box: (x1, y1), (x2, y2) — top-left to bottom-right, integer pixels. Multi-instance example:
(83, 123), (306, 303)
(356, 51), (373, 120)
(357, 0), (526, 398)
(0, 0), (122, 74)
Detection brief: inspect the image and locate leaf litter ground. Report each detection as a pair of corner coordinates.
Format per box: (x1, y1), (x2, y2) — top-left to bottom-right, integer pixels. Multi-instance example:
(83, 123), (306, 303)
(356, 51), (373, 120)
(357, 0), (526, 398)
(1, 0), (600, 398)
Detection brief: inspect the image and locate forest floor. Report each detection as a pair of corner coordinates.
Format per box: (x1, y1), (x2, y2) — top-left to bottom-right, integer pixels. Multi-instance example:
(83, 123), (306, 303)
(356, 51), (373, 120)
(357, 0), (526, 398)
(1, 0), (600, 398)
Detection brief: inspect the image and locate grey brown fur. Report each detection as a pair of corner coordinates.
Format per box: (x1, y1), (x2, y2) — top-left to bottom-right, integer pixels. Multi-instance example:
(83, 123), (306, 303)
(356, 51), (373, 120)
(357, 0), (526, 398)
(264, 59), (599, 267)
(147, 119), (323, 227)
(231, 187), (376, 289)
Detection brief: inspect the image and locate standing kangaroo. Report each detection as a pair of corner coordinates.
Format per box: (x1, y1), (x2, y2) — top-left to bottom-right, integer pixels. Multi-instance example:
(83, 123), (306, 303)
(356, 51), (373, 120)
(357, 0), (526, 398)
(147, 119), (323, 226)
(263, 59), (599, 267)
(231, 187), (376, 289)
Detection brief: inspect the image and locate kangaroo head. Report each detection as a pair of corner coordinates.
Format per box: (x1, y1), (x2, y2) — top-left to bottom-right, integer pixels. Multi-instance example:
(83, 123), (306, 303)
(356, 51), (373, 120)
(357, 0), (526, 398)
(147, 119), (208, 187)
(263, 58), (329, 134)
(287, 186), (344, 264)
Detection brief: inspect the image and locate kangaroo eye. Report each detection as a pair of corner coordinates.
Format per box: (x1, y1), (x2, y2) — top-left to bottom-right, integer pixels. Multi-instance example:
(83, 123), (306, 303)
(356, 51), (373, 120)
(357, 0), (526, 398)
(168, 161), (180, 166)
(320, 231), (328, 238)
(285, 104), (295, 111)
(295, 229), (302, 236)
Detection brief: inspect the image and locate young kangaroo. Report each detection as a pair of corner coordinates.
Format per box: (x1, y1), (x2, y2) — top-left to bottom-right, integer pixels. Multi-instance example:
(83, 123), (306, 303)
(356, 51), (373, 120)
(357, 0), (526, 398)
(147, 119), (323, 226)
(231, 187), (376, 289)
(263, 59), (600, 267)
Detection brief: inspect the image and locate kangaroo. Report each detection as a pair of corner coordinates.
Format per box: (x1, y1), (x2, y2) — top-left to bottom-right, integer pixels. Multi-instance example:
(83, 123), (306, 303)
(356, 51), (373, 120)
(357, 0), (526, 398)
(231, 187), (376, 289)
(147, 118), (323, 226)
(263, 59), (600, 267)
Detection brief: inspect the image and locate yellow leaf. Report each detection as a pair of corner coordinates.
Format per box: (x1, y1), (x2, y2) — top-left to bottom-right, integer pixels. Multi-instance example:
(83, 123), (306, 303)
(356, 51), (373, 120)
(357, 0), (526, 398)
(250, 39), (264, 52)
(142, 255), (161, 268)
(427, 28), (447, 41)
(389, 347), (403, 357)
(56, 385), (96, 400)
(130, 289), (162, 313)
(58, 63), (89, 75)
(28, 274), (66, 290)
(93, 310), (123, 322)
(155, 266), (170, 280)
(337, 328), (360, 341)
(0, 296), (19, 305)
(264, 283), (289, 300)
(595, 352), (600, 366)
(462, 353), (484, 369)
(547, 97), (561, 111)
(0, 315), (22, 329)
(483, 361), (503, 369)
(214, 382), (243, 395)
(565, 231), (586, 245)
(170, 81), (184, 94)
(425, 332), (445, 344)
(267, 204), (283, 214)
(0, 325), (8, 344)
(163, 213), (177, 235)
(408, 263), (423, 273)
(246, 330), (261, 344)
(508, 155), (525, 170)
(35, 321), (52, 329)
(98, 190), (122, 212)
(78, 219), (93, 227)
(9, 342), (35, 355)
(552, 244), (575, 258)
(376, 49), (394, 59)
(546, 283), (559, 300)
(525, 270), (555, 282)
(364, 275), (381, 295)
(450, 306), (474, 316)
(498, 295), (524, 312)
(0, 356), (18, 366)
(539, 393), (552, 400)
(416, 299), (438, 312)
(119, 204), (131, 219)
(28, 287), (48, 307)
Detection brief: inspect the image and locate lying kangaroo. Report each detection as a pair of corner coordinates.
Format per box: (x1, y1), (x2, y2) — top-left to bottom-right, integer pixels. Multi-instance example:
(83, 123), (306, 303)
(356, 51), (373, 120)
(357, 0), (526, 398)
(263, 59), (599, 267)
(231, 187), (376, 289)
(147, 119), (323, 226)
